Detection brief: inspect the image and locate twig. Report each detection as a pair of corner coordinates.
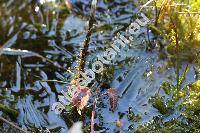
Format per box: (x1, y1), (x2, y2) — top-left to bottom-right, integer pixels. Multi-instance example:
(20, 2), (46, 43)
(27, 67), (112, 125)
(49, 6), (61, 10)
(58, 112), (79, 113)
(154, 0), (158, 26)
(0, 116), (28, 133)
(40, 80), (68, 84)
(90, 99), (96, 133)
(34, 53), (68, 70)
(172, 12), (200, 14)
(0, 24), (27, 56)
(138, 0), (155, 12)
(139, 4), (187, 8)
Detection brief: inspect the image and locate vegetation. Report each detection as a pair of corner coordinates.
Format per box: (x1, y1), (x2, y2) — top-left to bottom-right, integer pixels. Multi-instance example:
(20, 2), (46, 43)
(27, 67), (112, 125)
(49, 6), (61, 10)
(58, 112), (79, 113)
(0, 0), (199, 132)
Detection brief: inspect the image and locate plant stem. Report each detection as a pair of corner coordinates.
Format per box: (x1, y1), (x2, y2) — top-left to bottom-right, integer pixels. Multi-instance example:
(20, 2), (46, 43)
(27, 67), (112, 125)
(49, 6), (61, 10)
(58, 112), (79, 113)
(0, 116), (27, 133)
(79, 0), (97, 74)
(171, 18), (180, 90)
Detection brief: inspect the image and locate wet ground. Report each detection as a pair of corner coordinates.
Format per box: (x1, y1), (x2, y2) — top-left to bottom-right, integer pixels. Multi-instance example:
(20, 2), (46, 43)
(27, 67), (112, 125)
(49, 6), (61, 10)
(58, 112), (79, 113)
(0, 0), (199, 132)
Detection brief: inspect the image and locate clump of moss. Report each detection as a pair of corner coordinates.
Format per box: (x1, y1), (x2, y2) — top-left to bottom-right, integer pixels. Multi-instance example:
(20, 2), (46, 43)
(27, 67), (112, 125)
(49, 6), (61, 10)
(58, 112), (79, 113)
(0, 104), (19, 119)
(127, 108), (142, 122)
(138, 80), (200, 132)
(182, 80), (200, 117)
(150, 94), (169, 115)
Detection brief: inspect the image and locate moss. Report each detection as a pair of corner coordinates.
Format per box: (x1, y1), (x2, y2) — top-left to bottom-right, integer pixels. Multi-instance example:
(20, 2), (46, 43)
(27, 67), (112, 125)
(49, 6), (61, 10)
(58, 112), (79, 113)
(0, 104), (19, 119)
(183, 80), (200, 114)
(150, 95), (169, 115)
(149, 25), (162, 35)
(127, 109), (142, 122)
(142, 80), (200, 132)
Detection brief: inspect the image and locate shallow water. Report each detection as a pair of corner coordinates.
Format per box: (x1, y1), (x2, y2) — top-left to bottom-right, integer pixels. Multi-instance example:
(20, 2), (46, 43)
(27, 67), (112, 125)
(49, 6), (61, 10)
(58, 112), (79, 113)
(0, 0), (199, 132)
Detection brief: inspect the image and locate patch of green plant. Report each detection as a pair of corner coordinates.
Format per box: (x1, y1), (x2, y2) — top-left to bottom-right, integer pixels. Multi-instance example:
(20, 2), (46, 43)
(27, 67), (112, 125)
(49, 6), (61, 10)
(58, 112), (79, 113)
(139, 80), (200, 132)
(127, 108), (142, 122)
(152, 0), (200, 63)
(190, 0), (200, 11)
(150, 94), (170, 115)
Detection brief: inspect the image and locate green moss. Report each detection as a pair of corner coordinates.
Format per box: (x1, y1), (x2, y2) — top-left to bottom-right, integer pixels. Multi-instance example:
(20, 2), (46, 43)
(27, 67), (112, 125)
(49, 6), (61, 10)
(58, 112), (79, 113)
(190, 0), (200, 11)
(127, 109), (142, 122)
(149, 25), (162, 35)
(142, 80), (200, 132)
(0, 104), (19, 119)
(150, 95), (169, 115)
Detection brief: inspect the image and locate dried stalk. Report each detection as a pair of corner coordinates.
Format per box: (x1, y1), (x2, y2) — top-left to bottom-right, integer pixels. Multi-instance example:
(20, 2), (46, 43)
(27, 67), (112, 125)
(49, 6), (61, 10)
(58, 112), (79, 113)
(90, 99), (96, 133)
(0, 117), (28, 133)
(78, 0), (97, 73)
(0, 24), (27, 56)
(154, 0), (158, 26)
(140, 4), (187, 8)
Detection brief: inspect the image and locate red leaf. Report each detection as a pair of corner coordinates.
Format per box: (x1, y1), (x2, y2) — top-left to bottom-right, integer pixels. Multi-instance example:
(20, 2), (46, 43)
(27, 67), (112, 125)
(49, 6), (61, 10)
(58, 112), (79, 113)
(107, 88), (118, 112)
(72, 86), (91, 110)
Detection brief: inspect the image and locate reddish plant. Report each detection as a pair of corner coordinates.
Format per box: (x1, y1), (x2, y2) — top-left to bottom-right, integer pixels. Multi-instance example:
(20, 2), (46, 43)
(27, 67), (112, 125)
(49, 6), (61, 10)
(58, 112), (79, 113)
(107, 88), (118, 112)
(72, 86), (91, 110)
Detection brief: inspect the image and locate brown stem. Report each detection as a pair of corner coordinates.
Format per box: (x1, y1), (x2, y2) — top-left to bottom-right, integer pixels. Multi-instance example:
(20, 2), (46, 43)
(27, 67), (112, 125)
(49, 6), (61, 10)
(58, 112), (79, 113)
(0, 117), (27, 133)
(79, 17), (95, 72)
(90, 99), (96, 133)
(78, 1), (97, 74)
(154, 0), (158, 26)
